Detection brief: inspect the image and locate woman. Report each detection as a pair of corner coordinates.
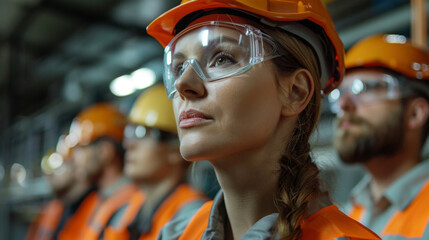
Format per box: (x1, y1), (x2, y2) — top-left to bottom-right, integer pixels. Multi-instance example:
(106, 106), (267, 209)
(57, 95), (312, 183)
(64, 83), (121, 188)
(147, 0), (381, 239)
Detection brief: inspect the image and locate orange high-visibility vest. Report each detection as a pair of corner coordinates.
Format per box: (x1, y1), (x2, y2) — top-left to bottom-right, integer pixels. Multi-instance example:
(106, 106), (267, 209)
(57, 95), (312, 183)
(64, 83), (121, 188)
(349, 180), (429, 239)
(57, 191), (101, 240)
(103, 184), (206, 240)
(26, 199), (64, 240)
(179, 202), (381, 240)
(103, 190), (145, 240)
(81, 183), (138, 240)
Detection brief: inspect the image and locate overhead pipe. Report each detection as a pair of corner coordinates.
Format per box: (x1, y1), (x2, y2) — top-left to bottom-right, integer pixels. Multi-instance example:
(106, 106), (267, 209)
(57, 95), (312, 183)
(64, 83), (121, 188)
(411, 0), (427, 49)
(339, 2), (429, 48)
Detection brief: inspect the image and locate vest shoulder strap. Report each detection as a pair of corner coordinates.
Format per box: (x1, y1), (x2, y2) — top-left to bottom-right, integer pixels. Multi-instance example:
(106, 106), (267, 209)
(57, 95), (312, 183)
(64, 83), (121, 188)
(382, 180), (429, 238)
(301, 205), (380, 240)
(139, 184), (207, 240)
(178, 201), (213, 240)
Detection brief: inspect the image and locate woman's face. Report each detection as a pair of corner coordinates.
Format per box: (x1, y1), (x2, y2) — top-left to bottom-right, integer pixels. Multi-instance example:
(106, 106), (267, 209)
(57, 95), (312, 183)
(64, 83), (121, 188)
(171, 24), (285, 162)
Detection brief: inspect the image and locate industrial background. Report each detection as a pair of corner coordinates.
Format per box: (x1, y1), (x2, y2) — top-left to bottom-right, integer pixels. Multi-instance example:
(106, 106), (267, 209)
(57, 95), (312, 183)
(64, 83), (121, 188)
(0, 0), (428, 239)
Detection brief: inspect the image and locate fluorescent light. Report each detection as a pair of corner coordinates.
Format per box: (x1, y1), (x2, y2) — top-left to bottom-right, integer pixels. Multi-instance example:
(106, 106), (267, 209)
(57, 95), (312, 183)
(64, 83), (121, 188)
(110, 75), (136, 96)
(131, 68), (156, 89)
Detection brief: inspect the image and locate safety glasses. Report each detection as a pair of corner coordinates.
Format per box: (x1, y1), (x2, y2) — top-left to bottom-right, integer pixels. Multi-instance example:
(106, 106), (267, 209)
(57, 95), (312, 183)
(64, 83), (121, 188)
(328, 71), (413, 113)
(124, 124), (177, 142)
(163, 21), (281, 98)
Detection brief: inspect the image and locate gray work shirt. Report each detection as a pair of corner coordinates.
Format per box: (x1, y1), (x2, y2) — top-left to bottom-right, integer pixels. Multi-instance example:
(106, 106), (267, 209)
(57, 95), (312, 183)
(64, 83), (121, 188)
(158, 190), (278, 240)
(344, 159), (429, 239)
(159, 191), (346, 240)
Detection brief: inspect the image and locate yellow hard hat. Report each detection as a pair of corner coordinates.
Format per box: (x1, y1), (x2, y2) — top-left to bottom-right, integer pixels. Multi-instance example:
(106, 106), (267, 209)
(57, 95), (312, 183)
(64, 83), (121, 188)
(129, 84), (177, 134)
(69, 103), (127, 146)
(345, 34), (429, 80)
(147, 0), (345, 95)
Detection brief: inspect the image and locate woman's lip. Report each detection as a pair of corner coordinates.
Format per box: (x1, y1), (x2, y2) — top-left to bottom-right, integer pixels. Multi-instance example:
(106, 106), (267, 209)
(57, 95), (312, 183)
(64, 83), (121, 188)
(179, 117), (212, 128)
(179, 109), (212, 128)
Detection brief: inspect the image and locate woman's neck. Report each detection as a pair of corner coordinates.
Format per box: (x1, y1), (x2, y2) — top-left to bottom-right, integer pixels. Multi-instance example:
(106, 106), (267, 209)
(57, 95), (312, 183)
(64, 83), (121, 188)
(210, 116), (295, 239)
(212, 148), (280, 239)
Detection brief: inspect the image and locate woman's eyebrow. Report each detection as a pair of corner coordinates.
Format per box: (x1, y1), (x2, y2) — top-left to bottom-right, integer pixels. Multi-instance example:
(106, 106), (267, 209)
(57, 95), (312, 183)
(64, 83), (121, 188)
(172, 36), (240, 61)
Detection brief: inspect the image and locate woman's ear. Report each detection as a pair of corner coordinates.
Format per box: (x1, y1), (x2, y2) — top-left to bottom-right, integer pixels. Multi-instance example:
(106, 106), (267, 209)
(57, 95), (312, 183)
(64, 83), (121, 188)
(406, 97), (429, 130)
(278, 69), (314, 117)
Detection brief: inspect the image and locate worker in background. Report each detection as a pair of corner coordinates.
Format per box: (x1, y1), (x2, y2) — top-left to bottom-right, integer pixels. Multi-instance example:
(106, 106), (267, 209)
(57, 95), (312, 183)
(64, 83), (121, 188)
(332, 34), (429, 239)
(68, 103), (138, 239)
(26, 133), (97, 240)
(103, 84), (208, 240)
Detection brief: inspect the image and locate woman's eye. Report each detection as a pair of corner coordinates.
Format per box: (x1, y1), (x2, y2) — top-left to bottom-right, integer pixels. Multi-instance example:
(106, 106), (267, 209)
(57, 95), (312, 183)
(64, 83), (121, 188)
(215, 56), (231, 66)
(211, 52), (235, 67)
(173, 64), (184, 77)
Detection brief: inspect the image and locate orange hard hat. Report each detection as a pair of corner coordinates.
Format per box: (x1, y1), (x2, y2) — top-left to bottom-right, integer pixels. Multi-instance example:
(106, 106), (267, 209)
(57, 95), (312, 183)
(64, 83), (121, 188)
(147, 0), (345, 95)
(69, 103), (127, 146)
(345, 34), (429, 80)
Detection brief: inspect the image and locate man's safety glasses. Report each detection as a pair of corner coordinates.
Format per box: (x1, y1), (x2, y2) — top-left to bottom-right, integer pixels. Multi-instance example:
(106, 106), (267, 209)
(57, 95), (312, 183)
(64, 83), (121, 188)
(163, 21), (282, 98)
(328, 71), (413, 113)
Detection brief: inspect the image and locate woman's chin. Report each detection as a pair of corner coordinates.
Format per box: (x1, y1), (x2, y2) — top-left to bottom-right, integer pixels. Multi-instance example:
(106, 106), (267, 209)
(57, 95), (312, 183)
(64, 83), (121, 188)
(180, 151), (209, 162)
(180, 145), (216, 162)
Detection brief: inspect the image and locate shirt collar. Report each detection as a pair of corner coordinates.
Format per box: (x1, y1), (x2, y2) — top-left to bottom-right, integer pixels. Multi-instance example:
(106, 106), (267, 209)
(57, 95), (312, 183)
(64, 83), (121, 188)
(350, 160), (429, 210)
(349, 174), (372, 207)
(384, 160), (429, 209)
(202, 190), (278, 240)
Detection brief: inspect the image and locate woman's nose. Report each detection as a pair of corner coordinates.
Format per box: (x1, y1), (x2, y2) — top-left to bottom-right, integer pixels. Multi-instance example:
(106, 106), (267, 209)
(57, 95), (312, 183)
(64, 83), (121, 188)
(174, 63), (207, 100)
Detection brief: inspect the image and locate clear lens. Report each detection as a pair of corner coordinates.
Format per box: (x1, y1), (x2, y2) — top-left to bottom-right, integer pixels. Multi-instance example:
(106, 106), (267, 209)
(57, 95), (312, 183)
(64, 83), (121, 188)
(163, 21), (280, 98)
(329, 72), (403, 113)
(124, 124), (177, 142)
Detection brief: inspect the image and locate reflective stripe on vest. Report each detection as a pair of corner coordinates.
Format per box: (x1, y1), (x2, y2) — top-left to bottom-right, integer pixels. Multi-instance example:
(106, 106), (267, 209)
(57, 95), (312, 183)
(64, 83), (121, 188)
(179, 203), (380, 240)
(381, 180), (429, 238)
(26, 199), (65, 240)
(81, 183), (138, 240)
(57, 191), (101, 240)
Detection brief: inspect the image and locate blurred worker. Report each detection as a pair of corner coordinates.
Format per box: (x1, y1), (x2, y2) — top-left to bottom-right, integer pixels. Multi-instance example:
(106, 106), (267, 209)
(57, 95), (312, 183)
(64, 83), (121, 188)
(332, 34), (429, 239)
(103, 84), (207, 240)
(68, 103), (138, 239)
(26, 133), (97, 240)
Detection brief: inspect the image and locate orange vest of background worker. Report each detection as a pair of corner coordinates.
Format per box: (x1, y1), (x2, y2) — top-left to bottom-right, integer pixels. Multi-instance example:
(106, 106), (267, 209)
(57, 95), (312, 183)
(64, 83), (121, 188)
(26, 133), (98, 240)
(103, 84), (208, 240)
(68, 103), (139, 240)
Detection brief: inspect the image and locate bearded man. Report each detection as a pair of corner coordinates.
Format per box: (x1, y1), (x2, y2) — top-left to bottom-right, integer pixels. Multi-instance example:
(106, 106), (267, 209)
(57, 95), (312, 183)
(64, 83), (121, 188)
(332, 34), (429, 239)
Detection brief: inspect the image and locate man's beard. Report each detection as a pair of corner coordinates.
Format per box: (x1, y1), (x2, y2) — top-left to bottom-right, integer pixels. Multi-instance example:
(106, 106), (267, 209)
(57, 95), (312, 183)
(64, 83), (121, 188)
(333, 108), (404, 164)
